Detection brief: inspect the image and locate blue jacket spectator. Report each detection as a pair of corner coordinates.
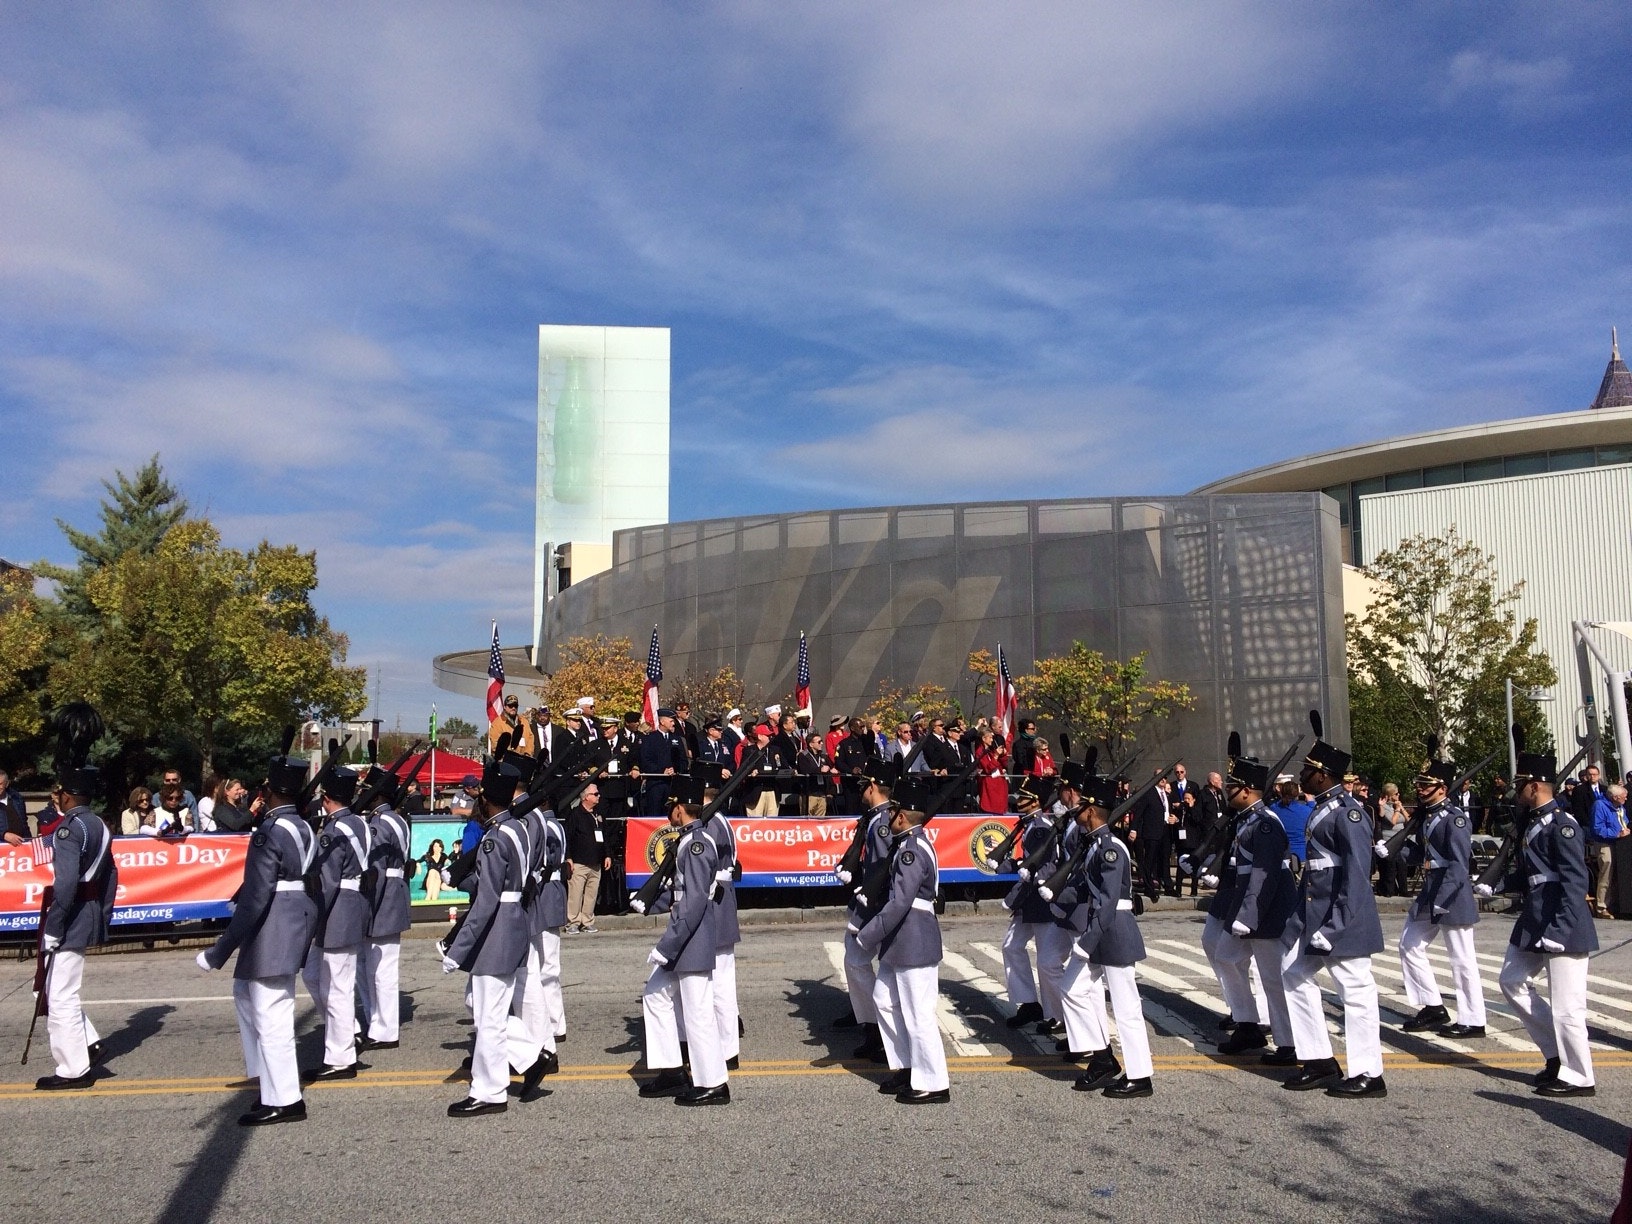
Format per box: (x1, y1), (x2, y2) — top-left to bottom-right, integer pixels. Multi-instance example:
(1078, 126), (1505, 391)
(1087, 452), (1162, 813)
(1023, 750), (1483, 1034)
(1592, 791), (1630, 843)
(1273, 788), (1314, 862)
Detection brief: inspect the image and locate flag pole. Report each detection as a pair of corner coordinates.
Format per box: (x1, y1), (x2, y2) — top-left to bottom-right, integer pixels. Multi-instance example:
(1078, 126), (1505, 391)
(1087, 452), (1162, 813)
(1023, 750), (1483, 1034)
(429, 703), (437, 816)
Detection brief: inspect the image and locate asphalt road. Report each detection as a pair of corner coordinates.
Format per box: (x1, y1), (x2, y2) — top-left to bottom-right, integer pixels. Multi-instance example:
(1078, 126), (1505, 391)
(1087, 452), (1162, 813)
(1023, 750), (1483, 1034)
(2, 910), (1629, 1224)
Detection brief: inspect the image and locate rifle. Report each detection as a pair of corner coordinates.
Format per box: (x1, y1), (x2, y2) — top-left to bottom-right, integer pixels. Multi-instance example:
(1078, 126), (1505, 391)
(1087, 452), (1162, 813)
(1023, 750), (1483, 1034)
(21, 890), (54, 1066)
(1014, 748), (1137, 882)
(834, 734), (927, 886)
(1476, 742), (1590, 894)
(1036, 760), (1182, 903)
(1381, 745), (1502, 858)
(628, 747), (766, 915)
(298, 735), (352, 820)
(855, 757), (984, 912)
(1183, 734), (1306, 887)
(392, 745), (432, 808)
(356, 740), (421, 815)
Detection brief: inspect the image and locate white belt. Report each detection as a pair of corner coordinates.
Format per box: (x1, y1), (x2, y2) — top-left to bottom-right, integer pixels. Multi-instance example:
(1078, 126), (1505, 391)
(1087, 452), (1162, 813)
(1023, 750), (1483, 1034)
(1236, 864), (1253, 874)
(1528, 872), (1559, 886)
(911, 897), (935, 913)
(1116, 898), (1134, 911)
(384, 868), (405, 878)
(338, 878), (362, 891)
(1305, 856), (1336, 871)
(275, 880), (306, 892)
(1428, 858), (1449, 870)
(499, 890), (524, 903)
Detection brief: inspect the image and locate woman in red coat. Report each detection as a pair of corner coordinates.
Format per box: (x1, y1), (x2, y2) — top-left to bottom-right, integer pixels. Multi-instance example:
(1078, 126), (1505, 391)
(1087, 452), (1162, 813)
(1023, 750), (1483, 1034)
(975, 728), (1011, 815)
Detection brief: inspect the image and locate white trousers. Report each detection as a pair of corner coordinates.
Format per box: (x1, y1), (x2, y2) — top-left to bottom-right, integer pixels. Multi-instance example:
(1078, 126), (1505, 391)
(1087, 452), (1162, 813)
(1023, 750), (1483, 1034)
(1060, 954), (1110, 1055)
(1399, 918), (1487, 1027)
(469, 969), (522, 1103)
(233, 975), (300, 1107)
(46, 949), (100, 1079)
(1500, 948), (1593, 1087)
(873, 961), (949, 1092)
(1002, 918), (1041, 1006)
(1282, 949), (1383, 1078)
(1036, 924), (1073, 1021)
(844, 930), (879, 1024)
(714, 949), (740, 1060)
(302, 945), (360, 1068)
(643, 965), (726, 1089)
(1203, 915), (1270, 1024)
(359, 936), (401, 1042)
(1246, 939), (1293, 1048)
(1004, 920), (1066, 1019)
(507, 930), (562, 1070)
(542, 929), (565, 1039)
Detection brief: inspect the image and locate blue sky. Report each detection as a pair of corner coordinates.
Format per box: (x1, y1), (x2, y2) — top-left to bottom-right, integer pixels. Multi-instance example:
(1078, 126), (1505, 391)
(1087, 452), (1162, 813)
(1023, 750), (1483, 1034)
(2, 1), (1628, 729)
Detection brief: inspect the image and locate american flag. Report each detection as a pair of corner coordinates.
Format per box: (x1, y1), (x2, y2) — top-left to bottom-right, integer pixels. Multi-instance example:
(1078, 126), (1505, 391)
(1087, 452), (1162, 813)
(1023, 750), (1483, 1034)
(486, 622), (505, 723)
(994, 644), (1018, 743)
(642, 625), (663, 727)
(795, 631), (811, 715)
(29, 835), (53, 867)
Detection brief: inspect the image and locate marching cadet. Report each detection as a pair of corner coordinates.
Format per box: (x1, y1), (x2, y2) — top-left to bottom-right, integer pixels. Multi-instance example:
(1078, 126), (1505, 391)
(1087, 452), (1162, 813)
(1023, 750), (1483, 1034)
(300, 755), (369, 1081)
(35, 719), (119, 1093)
(508, 762), (569, 1098)
(834, 769), (896, 1060)
(1214, 748), (1297, 1064)
(358, 759), (413, 1052)
(1048, 774), (1154, 1098)
(1485, 743), (1598, 1095)
(703, 792), (744, 1069)
(442, 752), (532, 1116)
(998, 778), (1073, 1032)
(639, 802), (730, 1106)
(1279, 719), (1387, 1098)
(856, 806), (950, 1104)
(196, 737), (318, 1125)
(1388, 749), (1488, 1039)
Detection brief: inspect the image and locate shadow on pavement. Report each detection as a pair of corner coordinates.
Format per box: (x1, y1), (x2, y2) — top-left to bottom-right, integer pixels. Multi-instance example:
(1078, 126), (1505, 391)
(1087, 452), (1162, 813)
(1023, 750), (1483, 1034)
(153, 1094), (253, 1220)
(1474, 1089), (1632, 1156)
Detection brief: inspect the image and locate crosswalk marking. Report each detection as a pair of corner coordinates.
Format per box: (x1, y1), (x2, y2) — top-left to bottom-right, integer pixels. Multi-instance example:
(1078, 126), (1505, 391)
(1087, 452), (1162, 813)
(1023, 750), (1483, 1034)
(940, 951), (1052, 1055)
(1394, 943), (1632, 1042)
(823, 939), (991, 1058)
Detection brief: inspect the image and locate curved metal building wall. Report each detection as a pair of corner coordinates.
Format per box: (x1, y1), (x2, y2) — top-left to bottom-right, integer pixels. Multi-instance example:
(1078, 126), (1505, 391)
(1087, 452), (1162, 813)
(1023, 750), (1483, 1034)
(539, 494), (1347, 769)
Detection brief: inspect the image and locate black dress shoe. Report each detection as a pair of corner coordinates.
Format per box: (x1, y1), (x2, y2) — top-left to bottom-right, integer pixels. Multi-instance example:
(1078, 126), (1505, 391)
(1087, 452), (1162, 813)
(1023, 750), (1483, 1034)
(1438, 1023), (1486, 1039)
(1282, 1057), (1343, 1091)
(554, 1031), (567, 1044)
(725, 1055), (740, 1071)
(738, 1017), (746, 1037)
(87, 1041), (107, 1064)
(1218, 1022), (1268, 1054)
(1260, 1046), (1299, 1067)
(34, 1072), (95, 1092)
(639, 1068), (691, 1098)
(1326, 1074), (1387, 1098)
(678, 1083), (731, 1106)
(852, 1022), (884, 1060)
(1006, 1002), (1044, 1029)
(303, 1064), (358, 1082)
(1218, 1016), (1237, 1032)
(1533, 1057), (1562, 1087)
(1102, 1076), (1153, 1099)
(540, 1050), (559, 1077)
(447, 1097), (507, 1117)
(1400, 1005), (1450, 1033)
(895, 1087), (950, 1104)
(1535, 1081), (1595, 1098)
(832, 1009), (859, 1030)
(358, 1038), (399, 1051)
(1072, 1052), (1122, 1091)
(1035, 1018), (1063, 1035)
(520, 1051), (551, 1096)
(878, 1069), (911, 1094)
(239, 1100), (307, 1127)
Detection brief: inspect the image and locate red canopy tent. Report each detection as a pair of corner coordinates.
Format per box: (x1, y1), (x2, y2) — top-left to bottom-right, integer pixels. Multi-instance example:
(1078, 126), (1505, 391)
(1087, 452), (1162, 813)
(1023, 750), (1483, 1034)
(392, 748), (483, 783)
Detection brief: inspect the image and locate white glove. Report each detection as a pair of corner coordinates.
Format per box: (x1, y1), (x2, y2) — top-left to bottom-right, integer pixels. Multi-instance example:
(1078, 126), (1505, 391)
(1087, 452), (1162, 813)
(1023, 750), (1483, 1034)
(1178, 855), (1193, 875)
(1373, 840), (1389, 859)
(1036, 885), (1055, 903)
(845, 923), (860, 935)
(196, 950), (217, 972)
(834, 869), (852, 886)
(441, 955), (460, 973)
(1538, 937), (1565, 953)
(1201, 874), (1219, 890)
(628, 897), (648, 915)
(1473, 883), (1494, 898)
(1433, 905), (1449, 917)
(1231, 920), (1251, 937)
(1017, 867), (1032, 882)
(1308, 931), (1332, 953)
(41, 934), (60, 953)
(647, 948), (668, 967)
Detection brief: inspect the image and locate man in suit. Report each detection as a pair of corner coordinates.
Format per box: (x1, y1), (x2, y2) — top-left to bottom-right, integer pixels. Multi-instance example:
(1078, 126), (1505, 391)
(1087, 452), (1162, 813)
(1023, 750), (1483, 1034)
(532, 706), (564, 766)
(1571, 765), (1606, 824)
(921, 718), (960, 775)
(1129, 772), (1174, 902)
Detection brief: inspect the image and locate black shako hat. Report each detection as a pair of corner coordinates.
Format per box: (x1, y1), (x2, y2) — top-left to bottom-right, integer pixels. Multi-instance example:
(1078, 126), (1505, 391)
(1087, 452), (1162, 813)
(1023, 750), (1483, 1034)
(482, 732), (526, 806)
(1303, 710), (1351, 779)
(1511, 723), (1556, 784)
(1226, 734), (1271, 792)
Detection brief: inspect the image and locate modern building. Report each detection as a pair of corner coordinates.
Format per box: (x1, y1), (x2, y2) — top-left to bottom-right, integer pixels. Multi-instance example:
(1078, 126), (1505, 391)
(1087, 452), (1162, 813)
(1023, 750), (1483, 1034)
(534, 495), (1349, 773)
(1196, 335), (1632, 765)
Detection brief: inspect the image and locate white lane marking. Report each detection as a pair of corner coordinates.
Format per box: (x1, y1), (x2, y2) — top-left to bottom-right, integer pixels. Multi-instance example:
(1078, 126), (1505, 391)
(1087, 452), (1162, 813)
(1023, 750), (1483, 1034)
(1130, 962), (1228, 1049)
(940, 950), (1053, 1055)
(1149, 940), (1225, 978)
(1389, 942), (1632, 1029)
(930, 955), (992, 1058)
(1390, 940), (1632, 1009)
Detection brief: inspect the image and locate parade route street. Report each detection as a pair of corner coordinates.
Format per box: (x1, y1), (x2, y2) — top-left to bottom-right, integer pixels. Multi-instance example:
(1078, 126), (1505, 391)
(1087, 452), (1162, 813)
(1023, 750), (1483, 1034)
(1, 909), (1629, 1223)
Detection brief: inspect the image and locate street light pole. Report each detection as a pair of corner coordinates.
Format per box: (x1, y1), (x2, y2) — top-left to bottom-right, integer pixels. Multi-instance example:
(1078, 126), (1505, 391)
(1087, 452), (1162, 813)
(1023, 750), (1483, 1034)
(1506, 678), (1516, 782)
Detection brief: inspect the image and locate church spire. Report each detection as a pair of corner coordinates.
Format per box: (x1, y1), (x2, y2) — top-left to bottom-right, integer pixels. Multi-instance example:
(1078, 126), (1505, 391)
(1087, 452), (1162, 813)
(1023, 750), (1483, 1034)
(1591, 327), (1632, 410)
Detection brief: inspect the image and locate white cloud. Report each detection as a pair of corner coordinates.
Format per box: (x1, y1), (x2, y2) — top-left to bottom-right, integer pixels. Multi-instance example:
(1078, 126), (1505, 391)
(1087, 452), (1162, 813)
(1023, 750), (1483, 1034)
(1443, 50), (1573, 116)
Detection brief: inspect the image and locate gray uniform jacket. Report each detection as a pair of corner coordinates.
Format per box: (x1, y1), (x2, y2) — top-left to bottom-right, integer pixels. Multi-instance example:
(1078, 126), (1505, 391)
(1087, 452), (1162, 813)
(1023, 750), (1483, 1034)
(653, 821), (720, 973)
(1510, 801), (1599, 955)
(205, 805), (318, 979)
(1047, 824), (1092, 935)
(522, 805), (569, 934)
(845, 804), (895, 928)
(1203, 811), (1246, 921)
(311, 807), (371, 950)
(1404, 801), (1478, 927)
(366, 803), (412, 939)
(1000, 813), (1059, 924)
(705, 811), (741, 949)
(1229, 803), (1297, 941)
(1071, 826), (1145, 967)
(856, 825), (941, 969)
(44, 806), (118, 949)
(1289, 786), (1384, 958)
(446, 811), (532, 976)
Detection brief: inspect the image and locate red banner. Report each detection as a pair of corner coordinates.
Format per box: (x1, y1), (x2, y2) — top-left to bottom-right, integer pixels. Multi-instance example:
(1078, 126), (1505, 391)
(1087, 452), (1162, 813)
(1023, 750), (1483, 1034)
(623, 815), (1021, 888)
(0, 834), (251, 932)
